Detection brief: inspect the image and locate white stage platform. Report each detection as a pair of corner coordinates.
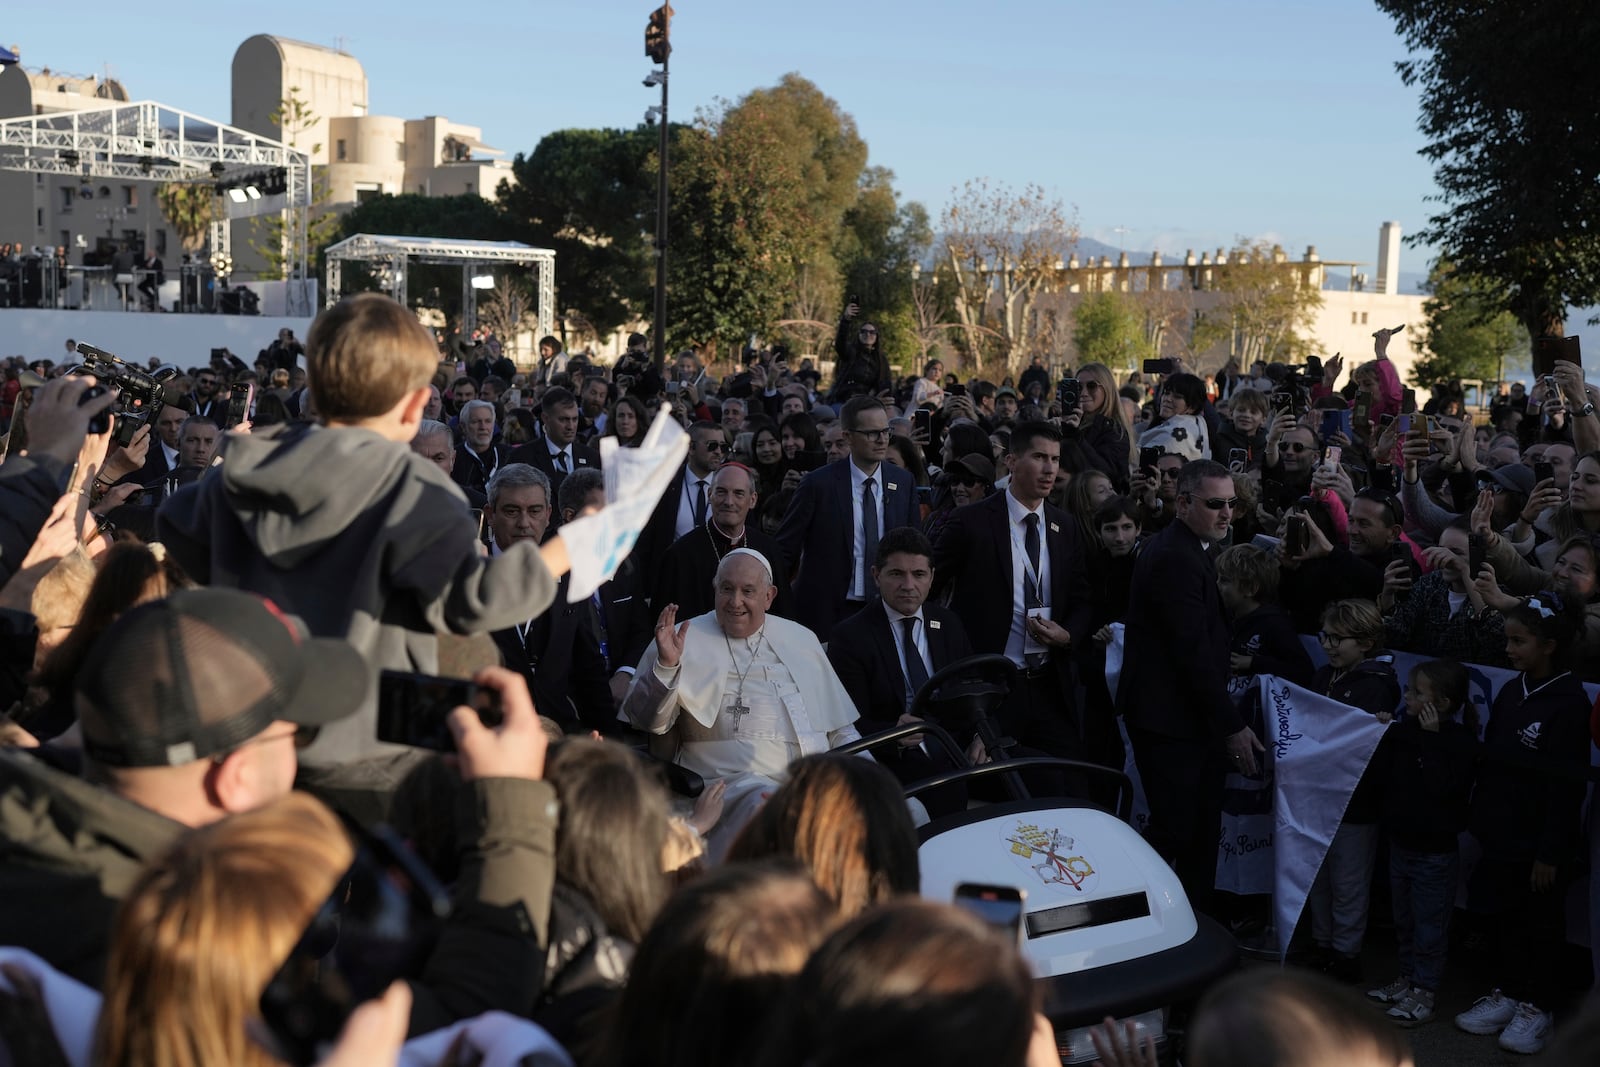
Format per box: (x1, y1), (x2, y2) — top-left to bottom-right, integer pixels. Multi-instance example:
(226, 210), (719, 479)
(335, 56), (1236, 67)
(0, 307), (315, 368)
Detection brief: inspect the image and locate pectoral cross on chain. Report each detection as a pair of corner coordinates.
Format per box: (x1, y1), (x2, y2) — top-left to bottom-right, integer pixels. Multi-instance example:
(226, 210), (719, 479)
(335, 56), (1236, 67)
(726, 699), (751, 732)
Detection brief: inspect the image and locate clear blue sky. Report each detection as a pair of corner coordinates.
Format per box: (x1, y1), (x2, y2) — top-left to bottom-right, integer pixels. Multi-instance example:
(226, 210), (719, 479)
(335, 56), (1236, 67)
(4, 1), (1439, 276)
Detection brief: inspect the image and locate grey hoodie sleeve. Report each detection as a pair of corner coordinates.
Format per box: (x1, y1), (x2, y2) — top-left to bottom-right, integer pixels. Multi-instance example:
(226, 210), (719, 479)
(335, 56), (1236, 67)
(1399, 472), (1455, 540)
(392, 535), (560, 636)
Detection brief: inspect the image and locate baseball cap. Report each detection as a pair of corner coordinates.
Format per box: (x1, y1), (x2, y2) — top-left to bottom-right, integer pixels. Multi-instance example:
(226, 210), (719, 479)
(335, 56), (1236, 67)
(996, 386), (1018, 399)
(76, 588), (369, 768)
(945, 453), (996, 484)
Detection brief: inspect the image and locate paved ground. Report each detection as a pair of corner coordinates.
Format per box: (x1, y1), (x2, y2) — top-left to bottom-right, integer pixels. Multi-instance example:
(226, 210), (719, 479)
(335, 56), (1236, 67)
(1236, 919), (1592, 1066)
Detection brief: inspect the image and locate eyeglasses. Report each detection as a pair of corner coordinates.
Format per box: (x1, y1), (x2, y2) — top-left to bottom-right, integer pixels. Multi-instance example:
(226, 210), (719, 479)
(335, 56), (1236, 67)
(1081, 380), (1103, 392)
(1193, 497), (1237, 511)
(849, 428), (891, 440)
(1158, 467), (1181, 480)
(1317, 631), (1356, 646)
(701, 440), (726, 452)
(1278, 441), (1311, 453)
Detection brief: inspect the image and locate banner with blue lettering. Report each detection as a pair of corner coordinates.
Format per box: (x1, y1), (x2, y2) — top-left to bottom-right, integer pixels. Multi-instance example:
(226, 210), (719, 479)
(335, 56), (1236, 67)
(1262, 677), (1391, 958)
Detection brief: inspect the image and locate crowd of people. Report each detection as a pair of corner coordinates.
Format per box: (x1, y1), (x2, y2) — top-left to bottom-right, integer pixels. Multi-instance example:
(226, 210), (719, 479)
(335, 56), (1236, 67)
(2, 294), (1600, 1065)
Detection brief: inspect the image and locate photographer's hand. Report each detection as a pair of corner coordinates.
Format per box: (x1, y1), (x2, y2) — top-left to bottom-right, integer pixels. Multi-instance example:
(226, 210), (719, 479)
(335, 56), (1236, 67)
(24, 375), (116, 467)
(448, 667), (548, 782)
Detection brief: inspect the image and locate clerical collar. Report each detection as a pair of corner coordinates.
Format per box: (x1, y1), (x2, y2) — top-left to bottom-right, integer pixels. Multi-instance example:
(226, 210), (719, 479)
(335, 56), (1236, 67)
(707, 520), (747, 558)
(728, 626), (765, 649)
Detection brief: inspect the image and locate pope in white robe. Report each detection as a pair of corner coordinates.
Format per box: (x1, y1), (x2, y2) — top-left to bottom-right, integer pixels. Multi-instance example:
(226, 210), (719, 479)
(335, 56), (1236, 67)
(621, 548), (861, 857)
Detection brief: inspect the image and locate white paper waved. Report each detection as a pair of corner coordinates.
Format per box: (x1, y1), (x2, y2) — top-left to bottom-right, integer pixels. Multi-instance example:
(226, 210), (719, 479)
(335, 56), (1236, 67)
(561, 405), (690, 602)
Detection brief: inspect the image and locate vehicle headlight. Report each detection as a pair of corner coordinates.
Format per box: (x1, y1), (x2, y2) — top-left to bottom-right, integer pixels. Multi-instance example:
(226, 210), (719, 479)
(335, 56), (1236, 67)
(1056, 1008), (1166, 1065)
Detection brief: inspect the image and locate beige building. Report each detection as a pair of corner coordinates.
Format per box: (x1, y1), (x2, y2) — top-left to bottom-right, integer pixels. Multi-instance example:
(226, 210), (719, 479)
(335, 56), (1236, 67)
(231, 35), (514, 213)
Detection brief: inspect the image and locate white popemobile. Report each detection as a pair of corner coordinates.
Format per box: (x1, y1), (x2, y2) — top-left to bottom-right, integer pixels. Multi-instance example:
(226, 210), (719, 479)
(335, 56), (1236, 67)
(839, 654), (1237, 1067)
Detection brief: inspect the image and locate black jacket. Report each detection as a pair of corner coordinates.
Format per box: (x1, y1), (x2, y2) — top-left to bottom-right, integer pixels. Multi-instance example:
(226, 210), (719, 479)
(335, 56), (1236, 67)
(1470, 671), (1590, 868)
(1311, 655), (1401, 824)
(531, 881), (632, 1050)
(827, 600), (974, 739)
(1281, 546), (1394, 634)
(1062, 414), (1132, 493)
(1384, 716), (1477, 854)
(492, 574), (615, 735)
(451, 441), (511, 495)
(828, 316), (891, 401)
(1230, 605), (1315, 687)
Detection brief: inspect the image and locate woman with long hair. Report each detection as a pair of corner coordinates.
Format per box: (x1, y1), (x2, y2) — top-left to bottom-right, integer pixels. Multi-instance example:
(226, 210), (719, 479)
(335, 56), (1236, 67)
(744, 416), (786, 535)
(727, 755), (919, 918)
(604, 394), (652, 448)
(93, 793), (354, 1067)
(1066, 362), (1137, 489)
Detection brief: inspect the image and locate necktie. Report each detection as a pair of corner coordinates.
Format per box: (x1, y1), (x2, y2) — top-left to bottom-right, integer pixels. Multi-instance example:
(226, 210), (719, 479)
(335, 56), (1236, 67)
(555, 450), (569, 473)
(862, 476), (879, 595)
(900, 615), (930, 704)
(1023, 513), (1041, 609)
(693, 479), (708, 527)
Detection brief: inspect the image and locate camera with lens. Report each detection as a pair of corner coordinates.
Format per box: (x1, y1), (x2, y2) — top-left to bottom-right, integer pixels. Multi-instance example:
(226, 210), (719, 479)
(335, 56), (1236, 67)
(70, 342), (191, 446)
(1056, 377), (1081, 412)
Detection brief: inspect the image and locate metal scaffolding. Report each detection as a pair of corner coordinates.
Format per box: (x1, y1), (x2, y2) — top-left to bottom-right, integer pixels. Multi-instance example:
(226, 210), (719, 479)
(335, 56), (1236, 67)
(323, 233), (556, 338)
(0, 100), (314, 313)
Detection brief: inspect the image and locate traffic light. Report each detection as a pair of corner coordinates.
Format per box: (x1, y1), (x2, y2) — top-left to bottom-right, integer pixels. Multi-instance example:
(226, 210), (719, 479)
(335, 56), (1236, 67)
(645, 4), (672, 64)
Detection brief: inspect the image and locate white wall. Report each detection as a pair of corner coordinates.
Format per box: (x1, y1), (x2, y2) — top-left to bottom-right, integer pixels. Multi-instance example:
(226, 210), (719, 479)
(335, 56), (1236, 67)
(0, 309), (315, 367)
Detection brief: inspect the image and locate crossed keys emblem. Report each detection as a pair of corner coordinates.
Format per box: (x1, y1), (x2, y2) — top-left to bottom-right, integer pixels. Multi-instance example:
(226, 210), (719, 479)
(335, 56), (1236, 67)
(1007, 823), (1096, 891)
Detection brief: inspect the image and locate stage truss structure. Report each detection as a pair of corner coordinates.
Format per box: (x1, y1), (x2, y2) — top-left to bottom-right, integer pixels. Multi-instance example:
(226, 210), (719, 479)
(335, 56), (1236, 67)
(322, 233), (556, 338)
(0, 100), (314, 314)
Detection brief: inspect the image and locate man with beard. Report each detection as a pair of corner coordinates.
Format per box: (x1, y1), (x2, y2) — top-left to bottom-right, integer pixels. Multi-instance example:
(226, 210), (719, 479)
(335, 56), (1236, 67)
(654, 463), (793, 620)
(186, 368), (224, 426)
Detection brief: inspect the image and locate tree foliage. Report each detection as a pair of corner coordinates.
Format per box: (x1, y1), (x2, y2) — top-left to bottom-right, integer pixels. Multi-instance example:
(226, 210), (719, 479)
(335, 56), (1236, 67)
(498, 127), (657, 340)
(1377, 0), (1600, 337)
(1411, 257), (1528, 391)
(1190, 240), (1323, 367)
(155, 183), (215, 254)
(940, 179), (1078, 376)
(1072, 291), (1153, 372)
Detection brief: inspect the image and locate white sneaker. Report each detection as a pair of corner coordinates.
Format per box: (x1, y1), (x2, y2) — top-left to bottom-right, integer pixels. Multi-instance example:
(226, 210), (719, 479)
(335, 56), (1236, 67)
(1455, 989), (1516, 1035)
(1497, 1002), (1553, 1054)
(1387, 988), (1434, 1024)
(1367, 976), (1412, 1004)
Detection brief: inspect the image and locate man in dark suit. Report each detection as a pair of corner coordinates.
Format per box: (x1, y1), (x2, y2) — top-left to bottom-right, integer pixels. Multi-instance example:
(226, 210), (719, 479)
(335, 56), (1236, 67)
(555, 469), (655, 710)
(127, 402), (186, 486)
(829, 527), (972, 815)
(484, 464), (615, 734)
(776, 396), (916, 642)
(136, 250), (164, 311)
(931, 420), (1092, 761)
(634, 421), (727, 591)
(450, 400), (511, 495)
(508, 386), (599, 530)
(1119, 457), (1261, 917)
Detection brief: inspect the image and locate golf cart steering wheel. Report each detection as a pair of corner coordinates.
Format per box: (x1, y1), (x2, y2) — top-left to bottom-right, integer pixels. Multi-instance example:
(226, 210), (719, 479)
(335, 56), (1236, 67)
(908, 653), (1018, 760)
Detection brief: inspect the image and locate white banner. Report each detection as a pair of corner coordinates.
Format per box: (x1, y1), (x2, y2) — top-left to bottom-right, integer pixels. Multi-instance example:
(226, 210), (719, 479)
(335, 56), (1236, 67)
(560, 406), (689, 602)
(1263, 678), (1391, 958)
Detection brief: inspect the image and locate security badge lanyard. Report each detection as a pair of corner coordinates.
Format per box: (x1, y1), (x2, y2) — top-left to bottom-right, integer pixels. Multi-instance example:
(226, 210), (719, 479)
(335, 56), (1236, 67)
(1011, 518), (1051, 656)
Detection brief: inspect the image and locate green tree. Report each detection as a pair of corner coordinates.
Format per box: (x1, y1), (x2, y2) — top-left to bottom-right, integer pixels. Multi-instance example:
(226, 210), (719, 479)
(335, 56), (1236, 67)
(497, 127), (657, 340)
(154, 183), (215, 254)
(1411, 257), (1528, 391)
(1190, 240), (1323, 368)
(834, 167), (931, 371)
(666, 101), (808, 353)
(1071, 291), (1152, 372)
(1377, 0), (1600, 338)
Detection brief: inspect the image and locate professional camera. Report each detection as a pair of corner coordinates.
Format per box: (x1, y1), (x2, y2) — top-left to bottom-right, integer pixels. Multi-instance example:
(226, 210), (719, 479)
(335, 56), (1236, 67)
(70, 342), (192, 446)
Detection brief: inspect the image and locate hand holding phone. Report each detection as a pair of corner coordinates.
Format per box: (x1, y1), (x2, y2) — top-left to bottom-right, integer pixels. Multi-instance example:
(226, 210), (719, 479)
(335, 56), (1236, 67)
(447, 666), (548, 783)
(375, 670), (503, 753)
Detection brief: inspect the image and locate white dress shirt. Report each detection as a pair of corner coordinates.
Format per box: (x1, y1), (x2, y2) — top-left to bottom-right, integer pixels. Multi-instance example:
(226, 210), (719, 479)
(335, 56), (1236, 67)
(1004, 489), (1051, 668)
(884, 602), (931, 710)
(675, 466), (713, 539)
(848, 459), (886, 600)
(546, 439), (573, 472)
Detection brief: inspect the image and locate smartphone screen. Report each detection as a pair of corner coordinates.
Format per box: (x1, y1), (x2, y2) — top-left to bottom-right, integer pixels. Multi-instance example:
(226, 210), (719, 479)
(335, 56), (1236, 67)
(1534, 460), (1556, 486)
(1322, 445), (1342, 469)
(1468, 533), (1487, 578)
(257, 826), (451, 1066)
(375, 670), (503, 751)
(227, 383), (255, 429)
(1138, 446), (1163, 473)
(913, 409), (932, 437)
(1285, 515), (1309, 556)
(953, 882), (1026, 944)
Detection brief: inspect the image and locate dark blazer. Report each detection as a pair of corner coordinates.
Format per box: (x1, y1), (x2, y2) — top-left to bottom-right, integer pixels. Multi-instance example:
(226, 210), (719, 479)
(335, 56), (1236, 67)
(775, 459), (917, 641)
(594, 556), (653, 677)
(930, 490), (1092, 691)
(491, 573), (615, 735)
(634, 465), (688, 594)
(508, 434), (600, 529)
(1118, 520), (1241, 742)
(827, 600), (974, 739)
(450, 442), (511, 495)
